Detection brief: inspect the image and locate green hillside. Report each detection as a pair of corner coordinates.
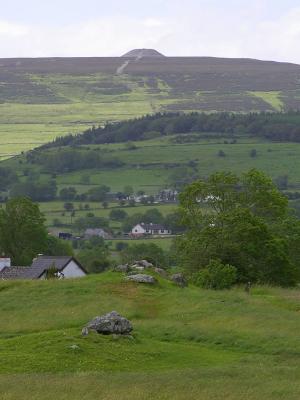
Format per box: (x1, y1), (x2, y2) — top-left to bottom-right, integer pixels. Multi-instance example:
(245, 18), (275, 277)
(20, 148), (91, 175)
(1, 272), (300, 399)
(1, 55), (300, 158)
(0, 111), (299, 242)
(5, 134), (300, 192)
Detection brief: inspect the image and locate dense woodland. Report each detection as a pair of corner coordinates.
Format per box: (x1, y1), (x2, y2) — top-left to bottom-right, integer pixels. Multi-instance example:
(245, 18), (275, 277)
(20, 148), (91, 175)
(43, 111), (300, 148)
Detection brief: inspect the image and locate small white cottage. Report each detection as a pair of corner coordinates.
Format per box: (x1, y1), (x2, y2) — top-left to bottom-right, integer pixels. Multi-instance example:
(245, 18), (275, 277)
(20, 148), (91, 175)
(131, 223), (171, 237)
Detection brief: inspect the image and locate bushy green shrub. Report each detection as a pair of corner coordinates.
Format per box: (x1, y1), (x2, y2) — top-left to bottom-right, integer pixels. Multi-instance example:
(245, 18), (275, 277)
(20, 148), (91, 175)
(193, 259), (237, 290)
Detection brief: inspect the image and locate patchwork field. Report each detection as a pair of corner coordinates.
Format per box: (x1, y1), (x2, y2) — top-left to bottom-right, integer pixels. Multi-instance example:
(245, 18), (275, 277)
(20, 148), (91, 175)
(1, 272), (300, 399)
(39, 201), (177, 228)
(7, 135), (300, 194)
(1, 55), (300, 158)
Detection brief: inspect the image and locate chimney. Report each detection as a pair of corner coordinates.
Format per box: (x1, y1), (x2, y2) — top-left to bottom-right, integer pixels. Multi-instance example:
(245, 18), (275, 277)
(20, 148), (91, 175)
(0, 257), (11, 271)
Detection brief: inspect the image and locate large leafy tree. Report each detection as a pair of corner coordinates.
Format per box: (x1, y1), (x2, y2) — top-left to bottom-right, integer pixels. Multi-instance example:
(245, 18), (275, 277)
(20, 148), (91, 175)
(0, 197), (48, 265)
(45, 236), (73, 257)
(177, 169), (300, 286)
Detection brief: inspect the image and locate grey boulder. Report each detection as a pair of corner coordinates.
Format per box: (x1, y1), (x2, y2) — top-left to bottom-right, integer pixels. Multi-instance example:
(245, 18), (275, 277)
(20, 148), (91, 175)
(138, 260), (153, 268)
(126, 274), (157, 284)
(171, 273), (188, 287)
(82, 311), (133, 335)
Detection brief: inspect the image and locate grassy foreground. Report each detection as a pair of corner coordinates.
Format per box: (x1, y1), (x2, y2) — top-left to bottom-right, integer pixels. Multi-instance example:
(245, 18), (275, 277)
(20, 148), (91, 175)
(1, 272), (300, 399)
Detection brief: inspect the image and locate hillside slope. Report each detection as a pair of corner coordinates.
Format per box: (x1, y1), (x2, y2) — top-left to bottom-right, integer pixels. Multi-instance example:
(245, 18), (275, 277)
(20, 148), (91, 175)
(1, 272), (300, 399)
(1, 54), (300, 158)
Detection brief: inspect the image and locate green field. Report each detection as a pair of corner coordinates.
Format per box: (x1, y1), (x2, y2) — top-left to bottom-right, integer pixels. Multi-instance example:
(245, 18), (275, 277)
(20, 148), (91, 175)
(1, 272), (300, 399)
(40, 202), (177, 226)
(6, 135), (300, 193)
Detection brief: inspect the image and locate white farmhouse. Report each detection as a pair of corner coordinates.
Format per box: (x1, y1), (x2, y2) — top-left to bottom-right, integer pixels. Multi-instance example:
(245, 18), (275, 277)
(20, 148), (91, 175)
(131, 223), (171, 237)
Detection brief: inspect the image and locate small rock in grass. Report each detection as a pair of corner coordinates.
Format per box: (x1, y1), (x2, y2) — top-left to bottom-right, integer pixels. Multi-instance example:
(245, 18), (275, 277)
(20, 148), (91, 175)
(81, 327), (89, 336)
(171, 273), (188, 287)
(126, 274), (157, 284)
(69, 344), (80, 350)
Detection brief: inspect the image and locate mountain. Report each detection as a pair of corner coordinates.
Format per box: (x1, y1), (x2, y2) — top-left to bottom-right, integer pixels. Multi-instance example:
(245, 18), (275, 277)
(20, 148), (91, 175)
(1, 54), (300, 158)
(122, 48), (165, 58)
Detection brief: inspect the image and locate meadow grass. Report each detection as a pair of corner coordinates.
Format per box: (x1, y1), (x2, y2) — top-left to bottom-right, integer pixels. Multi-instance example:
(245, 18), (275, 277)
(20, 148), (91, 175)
(52, 140), (300, 188)
(1, 273), (300, 399)
(56, 166), (171, 194)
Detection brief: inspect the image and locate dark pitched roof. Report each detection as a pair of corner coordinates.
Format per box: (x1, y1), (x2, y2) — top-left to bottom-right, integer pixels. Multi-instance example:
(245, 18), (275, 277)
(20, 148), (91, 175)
(0, 256), (87, 280)
(140, 223), (166, 230)
(30, 256), (87, 277)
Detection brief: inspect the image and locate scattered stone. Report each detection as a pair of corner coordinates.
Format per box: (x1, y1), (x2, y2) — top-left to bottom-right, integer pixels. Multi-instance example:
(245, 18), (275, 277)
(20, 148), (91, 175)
(171, 273), (188, 287)
(81, 327), (89, 336)
(69, 344), (80, 350)
(154, 267), (168, 277)
(126, 274), (157, 284)
(138, 260), (153, 268)
(83, 311), (133, 335)
(114, 264), (129, 273)
(131, 264), (145, 271)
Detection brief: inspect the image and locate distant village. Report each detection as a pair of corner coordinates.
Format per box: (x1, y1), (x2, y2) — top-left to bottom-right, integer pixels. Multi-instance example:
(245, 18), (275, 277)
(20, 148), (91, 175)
(0, 189), (179, 281)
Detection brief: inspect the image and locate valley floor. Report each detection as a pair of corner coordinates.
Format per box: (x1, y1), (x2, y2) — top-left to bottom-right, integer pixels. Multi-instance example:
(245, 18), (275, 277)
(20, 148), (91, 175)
(1, 272), (300, 399)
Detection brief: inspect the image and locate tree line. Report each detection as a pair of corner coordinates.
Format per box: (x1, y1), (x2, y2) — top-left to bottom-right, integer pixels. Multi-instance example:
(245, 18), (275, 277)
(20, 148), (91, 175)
(26, 148), (124, 173)
(42, 111), (300, 148)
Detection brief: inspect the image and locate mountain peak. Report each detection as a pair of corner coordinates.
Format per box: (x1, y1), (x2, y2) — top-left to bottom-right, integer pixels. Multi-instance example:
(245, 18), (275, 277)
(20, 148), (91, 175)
(122, 49), (165, 58)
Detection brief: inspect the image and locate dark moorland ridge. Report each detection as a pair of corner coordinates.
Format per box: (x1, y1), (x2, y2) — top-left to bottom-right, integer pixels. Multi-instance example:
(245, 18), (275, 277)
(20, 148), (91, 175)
(1, 52), (300, 111)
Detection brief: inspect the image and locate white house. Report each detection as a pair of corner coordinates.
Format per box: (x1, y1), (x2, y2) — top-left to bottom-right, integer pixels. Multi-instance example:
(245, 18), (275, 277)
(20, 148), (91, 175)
(131, 223), (171, 237)
(0, 256), (87, 280)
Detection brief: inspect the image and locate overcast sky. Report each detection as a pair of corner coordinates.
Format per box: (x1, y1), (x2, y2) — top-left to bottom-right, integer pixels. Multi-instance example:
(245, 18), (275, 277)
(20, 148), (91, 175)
(1, 0), (300, 63)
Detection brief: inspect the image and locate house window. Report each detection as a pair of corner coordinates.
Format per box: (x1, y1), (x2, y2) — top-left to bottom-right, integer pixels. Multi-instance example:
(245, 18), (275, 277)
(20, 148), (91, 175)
(135, 229), (138, 232)
(161, 230), (164, 233)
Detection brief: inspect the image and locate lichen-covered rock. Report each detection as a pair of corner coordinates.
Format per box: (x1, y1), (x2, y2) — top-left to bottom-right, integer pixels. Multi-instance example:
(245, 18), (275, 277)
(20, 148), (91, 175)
(82, 311), (133, 335)
(126, 274), (156, 284)
(171, 273), (188, 287)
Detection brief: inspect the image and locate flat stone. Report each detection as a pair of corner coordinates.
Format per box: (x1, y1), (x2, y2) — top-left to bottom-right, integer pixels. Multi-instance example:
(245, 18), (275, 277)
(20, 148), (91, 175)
(126, 274), (157, 284)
